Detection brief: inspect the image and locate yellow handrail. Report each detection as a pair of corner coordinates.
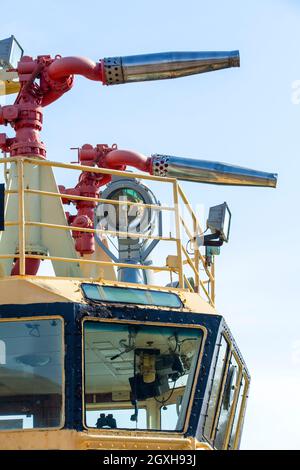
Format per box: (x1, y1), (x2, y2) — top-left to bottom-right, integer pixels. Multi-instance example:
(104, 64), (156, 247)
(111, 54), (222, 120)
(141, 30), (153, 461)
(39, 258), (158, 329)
(0, 157), (215, 304)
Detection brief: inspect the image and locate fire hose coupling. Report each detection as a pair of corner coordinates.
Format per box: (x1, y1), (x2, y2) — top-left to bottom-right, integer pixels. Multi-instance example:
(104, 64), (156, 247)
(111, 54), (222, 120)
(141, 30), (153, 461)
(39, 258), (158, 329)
(151, 154), (170, 177)
(101, 50), (240, 85)
(101, 57), (123, 85)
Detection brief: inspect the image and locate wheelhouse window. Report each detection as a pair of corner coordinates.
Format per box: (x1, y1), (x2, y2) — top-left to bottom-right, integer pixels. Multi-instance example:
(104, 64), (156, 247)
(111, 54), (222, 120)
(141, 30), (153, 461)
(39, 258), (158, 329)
(0, 318), (64, 430)
(81, 284), (182, 308)
(228, 374), (248, 449)
(203, 330), (250, 450)
(84, 321), (203, 431)
(204, 335), (229, 440)
(214, 353), (240, 449)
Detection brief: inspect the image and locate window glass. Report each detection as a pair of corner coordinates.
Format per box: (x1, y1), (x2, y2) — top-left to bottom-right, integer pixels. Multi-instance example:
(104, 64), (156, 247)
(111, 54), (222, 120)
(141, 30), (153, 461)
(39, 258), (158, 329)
(0, 319), (63, 430)
(204, 335), (229, 439)
(214, 354), (240, 449)
(82, 284), (182, 308)
(87, 408), (147, 429)
(0, 415), (33, 430)
(228, 376), (246, 449)
(161, 403), (178, 429)
(84, 321), (203, 431)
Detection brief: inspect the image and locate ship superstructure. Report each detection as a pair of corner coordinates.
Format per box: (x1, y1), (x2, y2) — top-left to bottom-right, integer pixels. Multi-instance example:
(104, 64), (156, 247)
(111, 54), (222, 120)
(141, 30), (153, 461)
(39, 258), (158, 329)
(0, 36), (277, 450)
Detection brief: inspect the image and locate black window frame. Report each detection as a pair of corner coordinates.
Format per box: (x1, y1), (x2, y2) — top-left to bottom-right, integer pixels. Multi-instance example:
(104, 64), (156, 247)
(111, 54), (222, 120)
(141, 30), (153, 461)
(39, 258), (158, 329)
(82, 317), (207, 435)
(0, 315), (65, 432)
(81, 283), (183, 309)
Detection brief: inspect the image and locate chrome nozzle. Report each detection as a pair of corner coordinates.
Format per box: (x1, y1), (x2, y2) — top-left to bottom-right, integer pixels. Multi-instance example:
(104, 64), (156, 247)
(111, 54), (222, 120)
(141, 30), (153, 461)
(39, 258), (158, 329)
(102, 50), (240, 85)
(151, 155), (277, 188)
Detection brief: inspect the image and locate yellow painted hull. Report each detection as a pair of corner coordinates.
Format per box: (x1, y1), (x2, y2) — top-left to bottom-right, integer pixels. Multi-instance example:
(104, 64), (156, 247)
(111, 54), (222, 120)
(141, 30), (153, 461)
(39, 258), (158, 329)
(0, 429), (212, 450)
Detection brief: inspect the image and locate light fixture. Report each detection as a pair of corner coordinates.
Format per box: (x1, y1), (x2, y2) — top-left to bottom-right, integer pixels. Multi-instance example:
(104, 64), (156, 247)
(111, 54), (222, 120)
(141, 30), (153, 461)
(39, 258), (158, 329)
(195, 201), (231, 250)
(207, 202), (231, 242)
(0, 35), (23, 69)
(0, 36), (23, 96)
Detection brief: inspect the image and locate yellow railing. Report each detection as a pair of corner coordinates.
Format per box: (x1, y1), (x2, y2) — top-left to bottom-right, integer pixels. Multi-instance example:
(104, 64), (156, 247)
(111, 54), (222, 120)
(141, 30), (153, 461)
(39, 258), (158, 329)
(0, 156), (215, 305)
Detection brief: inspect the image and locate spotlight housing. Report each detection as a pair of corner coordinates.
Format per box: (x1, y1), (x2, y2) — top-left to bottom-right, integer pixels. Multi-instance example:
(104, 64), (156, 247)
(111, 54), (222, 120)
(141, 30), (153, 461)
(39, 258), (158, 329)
(207, 202), (231, 242)
(0, 35), (23, 69)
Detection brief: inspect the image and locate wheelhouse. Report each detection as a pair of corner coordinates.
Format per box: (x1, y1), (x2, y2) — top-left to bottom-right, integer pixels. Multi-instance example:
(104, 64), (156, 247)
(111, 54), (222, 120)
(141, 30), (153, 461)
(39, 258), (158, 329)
(0, 282), (249, 450)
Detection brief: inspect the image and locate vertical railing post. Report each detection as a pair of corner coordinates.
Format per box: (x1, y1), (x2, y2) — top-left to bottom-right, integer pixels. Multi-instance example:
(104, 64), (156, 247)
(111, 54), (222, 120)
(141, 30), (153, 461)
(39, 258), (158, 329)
(193, 217), (200, 294)
(17, 159), (25, 275)
(173, 180), (184, 288)
(211, 257), (215, 305)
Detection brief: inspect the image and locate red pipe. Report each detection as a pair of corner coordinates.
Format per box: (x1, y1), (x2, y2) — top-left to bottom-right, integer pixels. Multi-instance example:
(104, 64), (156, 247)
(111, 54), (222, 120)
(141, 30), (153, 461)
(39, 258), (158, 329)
(105, 149), (151, 173)
(11, 258), (40, 276)
(59, 146), (152, 257)
(41, 90), (66, 107)
(47, 56), (103, 82)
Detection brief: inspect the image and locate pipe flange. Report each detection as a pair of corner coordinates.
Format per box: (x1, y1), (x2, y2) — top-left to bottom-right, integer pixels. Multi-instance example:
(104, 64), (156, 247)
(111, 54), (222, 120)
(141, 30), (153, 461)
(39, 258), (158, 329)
(43, 66), (74, 93)
(103, 57), (124, 85)
(10, 140), (46, 158)
(16, 244), (48, 257)
(151, 154), (170, 177)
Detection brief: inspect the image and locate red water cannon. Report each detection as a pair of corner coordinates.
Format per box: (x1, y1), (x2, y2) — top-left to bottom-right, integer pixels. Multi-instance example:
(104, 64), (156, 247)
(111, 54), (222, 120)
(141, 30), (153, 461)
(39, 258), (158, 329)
(0, 49), (240, 159)
(59, 141), (277, 257)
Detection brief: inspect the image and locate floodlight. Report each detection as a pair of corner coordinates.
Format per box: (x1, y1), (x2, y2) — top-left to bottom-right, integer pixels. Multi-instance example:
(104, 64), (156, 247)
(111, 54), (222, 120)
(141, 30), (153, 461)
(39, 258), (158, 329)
(194, 201), (231, 251)
(0, 35), (23, 69)
(207, 202), (231, 242)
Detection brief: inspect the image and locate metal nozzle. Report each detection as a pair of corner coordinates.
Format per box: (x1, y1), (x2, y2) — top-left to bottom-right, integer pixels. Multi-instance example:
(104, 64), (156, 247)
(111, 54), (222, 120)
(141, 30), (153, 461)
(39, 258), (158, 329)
(102, 50), (240, 85)
(151, 155), (277, 188)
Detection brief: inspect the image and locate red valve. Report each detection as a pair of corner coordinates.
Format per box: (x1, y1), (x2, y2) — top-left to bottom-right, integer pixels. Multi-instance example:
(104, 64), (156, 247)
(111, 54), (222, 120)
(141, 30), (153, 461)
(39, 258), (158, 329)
(60, 143), (152, 257)
(11, 258), (41, 276)
(71, 214), (94, 256)
(0, 54), (105, 159)
(1, 51), (151, 259)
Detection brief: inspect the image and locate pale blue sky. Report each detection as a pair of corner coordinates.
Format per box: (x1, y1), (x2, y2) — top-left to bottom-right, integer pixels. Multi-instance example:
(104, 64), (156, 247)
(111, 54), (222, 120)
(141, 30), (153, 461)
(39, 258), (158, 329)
(2, 0), (300, 449)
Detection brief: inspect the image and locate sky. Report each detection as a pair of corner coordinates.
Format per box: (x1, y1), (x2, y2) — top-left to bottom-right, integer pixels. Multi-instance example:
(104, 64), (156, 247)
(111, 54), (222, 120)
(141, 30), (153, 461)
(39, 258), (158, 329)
(1, 0), (300, 449)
